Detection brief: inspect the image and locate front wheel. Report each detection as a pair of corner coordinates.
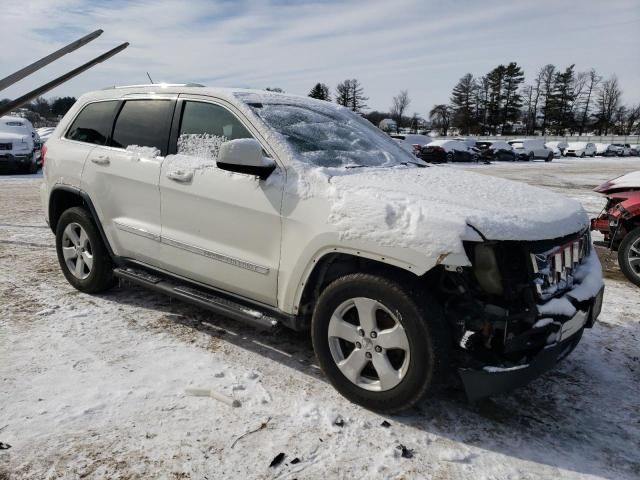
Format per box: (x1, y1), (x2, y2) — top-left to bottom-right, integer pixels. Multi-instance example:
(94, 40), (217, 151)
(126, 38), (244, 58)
(56, 207), (116, 293)
(581, 152), (586, 158)
(618, 227), (640, 287)
(311, 274), (449, 413)
(528, 152), (534, 161)
(545, 152), (553, 162)
(446, 152), (454, 162)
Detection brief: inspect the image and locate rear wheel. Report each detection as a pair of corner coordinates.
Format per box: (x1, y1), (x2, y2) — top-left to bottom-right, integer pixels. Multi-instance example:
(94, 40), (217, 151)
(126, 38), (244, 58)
(528, 152), (534, 161)
(580, 152), (586, 158)
(56, 207), (116, 293)
(618, 227), (640, 287)
(311, 274), (449, 413)
(545, 152), (553, 162)
(446, 152), (454, 162)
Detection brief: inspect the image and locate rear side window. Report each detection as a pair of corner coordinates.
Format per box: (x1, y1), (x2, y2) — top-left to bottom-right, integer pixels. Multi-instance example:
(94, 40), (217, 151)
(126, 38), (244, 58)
(111, 100), (174, 155)
(66, 101), (119, 146)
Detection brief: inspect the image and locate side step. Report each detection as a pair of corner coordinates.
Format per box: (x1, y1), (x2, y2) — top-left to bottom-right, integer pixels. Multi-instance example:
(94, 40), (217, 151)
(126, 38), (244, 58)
(114, 267), (279, 330)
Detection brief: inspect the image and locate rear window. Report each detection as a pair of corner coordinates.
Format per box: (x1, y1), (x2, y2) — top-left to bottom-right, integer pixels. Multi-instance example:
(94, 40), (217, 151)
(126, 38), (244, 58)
(111, 100), (174, 155)
(66, 101), (119, 146)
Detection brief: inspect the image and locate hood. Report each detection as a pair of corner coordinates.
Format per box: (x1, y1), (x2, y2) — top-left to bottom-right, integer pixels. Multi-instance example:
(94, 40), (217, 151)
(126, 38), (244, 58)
(325, 166), (588, 258)
(594, 170), (640, 194)
(0, 131), (30, 142)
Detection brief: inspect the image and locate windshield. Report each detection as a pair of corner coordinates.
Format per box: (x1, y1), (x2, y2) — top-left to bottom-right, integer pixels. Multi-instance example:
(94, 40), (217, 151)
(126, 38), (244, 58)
(247, 102), (416, 168)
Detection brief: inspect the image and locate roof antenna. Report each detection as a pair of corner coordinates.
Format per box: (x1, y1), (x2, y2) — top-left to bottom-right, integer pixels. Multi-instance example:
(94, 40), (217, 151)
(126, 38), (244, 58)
(146, 72), (154, 84)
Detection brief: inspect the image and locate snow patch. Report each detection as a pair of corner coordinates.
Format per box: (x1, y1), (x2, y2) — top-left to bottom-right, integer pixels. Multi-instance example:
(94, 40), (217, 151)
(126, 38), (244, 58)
(125, 145), (160, 159)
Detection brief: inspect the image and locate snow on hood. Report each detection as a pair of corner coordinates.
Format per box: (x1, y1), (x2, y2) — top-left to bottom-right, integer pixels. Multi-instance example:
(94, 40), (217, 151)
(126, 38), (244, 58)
(324, 166), (588, 257)
(594, 170), (640, 193)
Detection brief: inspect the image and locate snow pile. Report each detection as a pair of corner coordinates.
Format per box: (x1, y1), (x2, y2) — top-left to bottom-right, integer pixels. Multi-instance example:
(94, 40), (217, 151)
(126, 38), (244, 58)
(125, 145), (160, 159)
(324, 167), (589, 256)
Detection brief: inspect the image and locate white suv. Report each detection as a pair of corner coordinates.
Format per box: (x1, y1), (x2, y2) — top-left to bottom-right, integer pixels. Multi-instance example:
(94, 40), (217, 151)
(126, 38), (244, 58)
(41, 85), (604, 411)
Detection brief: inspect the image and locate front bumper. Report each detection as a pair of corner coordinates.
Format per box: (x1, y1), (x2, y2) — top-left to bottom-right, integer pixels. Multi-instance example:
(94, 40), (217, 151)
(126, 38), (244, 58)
(0, 152), (34, 169)
(459, 286), (604, 401)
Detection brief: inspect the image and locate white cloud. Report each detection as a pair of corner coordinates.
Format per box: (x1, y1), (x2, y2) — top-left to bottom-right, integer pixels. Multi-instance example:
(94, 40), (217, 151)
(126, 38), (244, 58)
(1, 0), (639, 116)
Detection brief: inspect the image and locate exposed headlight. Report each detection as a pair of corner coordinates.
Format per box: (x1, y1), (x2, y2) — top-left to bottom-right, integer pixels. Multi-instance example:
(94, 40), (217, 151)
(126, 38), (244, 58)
(473, 244), (503, 295)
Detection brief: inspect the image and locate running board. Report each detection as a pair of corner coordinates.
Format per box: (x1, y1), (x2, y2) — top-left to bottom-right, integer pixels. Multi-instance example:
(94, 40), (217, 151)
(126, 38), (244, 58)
(113, 267), (279, 330)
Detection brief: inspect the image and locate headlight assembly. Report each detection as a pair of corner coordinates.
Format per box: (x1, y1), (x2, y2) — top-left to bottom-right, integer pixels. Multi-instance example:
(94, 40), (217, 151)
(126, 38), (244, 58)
(473, 244), (504, 295)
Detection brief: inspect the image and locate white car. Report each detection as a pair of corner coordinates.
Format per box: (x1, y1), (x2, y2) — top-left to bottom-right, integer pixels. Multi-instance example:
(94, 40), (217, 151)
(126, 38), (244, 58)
(390, 133), (432, 156)
(40, 85), (604, 410)
(508, 138), (554, 162)
(545, 141), (568, 156)
(565, 142), (597, 157)
(0, 116), (41, 173)
(610, 143), (632, 156)
(36, 126), (56, 143)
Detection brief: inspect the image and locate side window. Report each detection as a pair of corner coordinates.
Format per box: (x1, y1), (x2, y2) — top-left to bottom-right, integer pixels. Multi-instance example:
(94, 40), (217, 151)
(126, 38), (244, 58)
(66, 101), (119, 146)
(111, 100), (173, 155)
(177, 101), (253, 160)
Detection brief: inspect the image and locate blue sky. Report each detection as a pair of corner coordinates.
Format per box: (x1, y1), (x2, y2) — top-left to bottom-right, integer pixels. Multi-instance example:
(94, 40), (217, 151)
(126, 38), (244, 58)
(2, 0), (639, 117)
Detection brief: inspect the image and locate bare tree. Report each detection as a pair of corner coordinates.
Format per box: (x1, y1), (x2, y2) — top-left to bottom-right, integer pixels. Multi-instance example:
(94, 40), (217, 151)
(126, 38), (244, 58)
(578, 69), (601, 135)
(335, 79), (368, 112)
(429, 104), (452, 136)
(595, 75), (622, 135)
(390, 90), (410, 132)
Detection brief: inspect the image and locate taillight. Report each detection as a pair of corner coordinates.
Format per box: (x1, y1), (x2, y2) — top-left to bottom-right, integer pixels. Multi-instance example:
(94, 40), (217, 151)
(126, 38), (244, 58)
(41, 144), (47, 166)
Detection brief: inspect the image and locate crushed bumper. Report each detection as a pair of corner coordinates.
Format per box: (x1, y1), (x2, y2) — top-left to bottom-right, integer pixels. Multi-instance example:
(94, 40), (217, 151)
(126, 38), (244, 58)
(459, 286), (604, 402)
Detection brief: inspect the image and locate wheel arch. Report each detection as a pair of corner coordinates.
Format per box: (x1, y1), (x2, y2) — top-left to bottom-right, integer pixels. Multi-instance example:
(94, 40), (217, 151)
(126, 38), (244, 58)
(293, 250), (424, 329)
(49, 185), (117, 261)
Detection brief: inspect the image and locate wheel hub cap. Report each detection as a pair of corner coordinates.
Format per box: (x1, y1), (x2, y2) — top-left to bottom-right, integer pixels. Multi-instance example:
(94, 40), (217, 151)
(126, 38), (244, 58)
(61, 222), (93, 280)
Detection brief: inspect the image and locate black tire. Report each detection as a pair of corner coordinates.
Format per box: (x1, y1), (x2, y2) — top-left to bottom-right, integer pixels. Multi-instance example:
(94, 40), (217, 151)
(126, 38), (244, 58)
(545, 152), (553, 162)
(618, 227), (640, 287)
(580, 152), (585, 158)
(28, 160), (38, 174)
(311, 273), (450, 413)
(55, 207), (116, 293)
(528, 151), (534, 161)
(446, 152), (454, 162)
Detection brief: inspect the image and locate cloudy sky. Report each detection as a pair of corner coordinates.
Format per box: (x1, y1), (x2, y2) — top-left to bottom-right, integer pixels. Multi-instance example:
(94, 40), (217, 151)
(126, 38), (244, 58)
(2, 0), (639, 117)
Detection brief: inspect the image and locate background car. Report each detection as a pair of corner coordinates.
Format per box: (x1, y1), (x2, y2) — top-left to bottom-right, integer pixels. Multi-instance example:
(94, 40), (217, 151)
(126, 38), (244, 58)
(419, 139), (476, 163)
(390, 133), (432, 157)
(595, 143), (618, 156)
(610, 143), (632, 156)
(474, 140), (516, 161)
(565, 142), (597, 157)
(36, 126), (56, 143)
(0, 115), (41, 173)
(630, 145), (640, 156)
(545, 140), (569, 156)
(508, 138), (553, 161)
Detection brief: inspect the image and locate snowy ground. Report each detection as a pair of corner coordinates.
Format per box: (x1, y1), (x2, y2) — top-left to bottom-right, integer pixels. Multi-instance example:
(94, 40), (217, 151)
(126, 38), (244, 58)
(1, 158), (639, 480)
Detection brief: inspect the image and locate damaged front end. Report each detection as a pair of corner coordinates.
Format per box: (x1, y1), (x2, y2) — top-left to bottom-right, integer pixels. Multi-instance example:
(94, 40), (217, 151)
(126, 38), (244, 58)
(438, 230), (604, 401)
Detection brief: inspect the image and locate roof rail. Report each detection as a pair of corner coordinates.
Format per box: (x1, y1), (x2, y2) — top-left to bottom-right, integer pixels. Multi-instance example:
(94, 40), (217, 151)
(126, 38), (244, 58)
(102, 83), (205, 90)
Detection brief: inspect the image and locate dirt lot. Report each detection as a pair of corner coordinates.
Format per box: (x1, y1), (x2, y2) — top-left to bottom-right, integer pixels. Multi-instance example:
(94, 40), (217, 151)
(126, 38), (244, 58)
(1, 158), (639, 479)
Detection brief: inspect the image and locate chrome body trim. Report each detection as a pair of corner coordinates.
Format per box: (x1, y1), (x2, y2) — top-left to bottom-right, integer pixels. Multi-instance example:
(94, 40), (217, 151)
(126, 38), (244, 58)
(161, 236), (270, 275)
(114, 221), (161, 242)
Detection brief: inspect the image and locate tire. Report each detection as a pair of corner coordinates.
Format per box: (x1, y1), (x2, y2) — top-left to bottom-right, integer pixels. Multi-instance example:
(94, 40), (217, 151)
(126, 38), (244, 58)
(311, 273), (450, 413)
(528, 152), (534, 161)
(55, 207), (116, 293)
(580, 152), (585, 158)
(618, 227), (640, 287)
(545, 152), (553, 162)
(28, 160), (38, 174)
(446, 152), (454, 162)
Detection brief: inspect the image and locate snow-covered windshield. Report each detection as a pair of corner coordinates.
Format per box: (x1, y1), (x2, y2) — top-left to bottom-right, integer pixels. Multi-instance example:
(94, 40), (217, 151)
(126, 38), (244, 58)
(246, 102), (416, 168)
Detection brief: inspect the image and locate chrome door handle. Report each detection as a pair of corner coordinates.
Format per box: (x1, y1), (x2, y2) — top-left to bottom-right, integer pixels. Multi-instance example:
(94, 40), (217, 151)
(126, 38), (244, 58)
(91, 156), (110, 166)
(166, 170), (194, 183)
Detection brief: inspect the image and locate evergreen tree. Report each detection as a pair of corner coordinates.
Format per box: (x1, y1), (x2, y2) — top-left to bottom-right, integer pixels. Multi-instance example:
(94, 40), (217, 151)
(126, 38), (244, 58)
(450, 73), (476, 135)
(335, 80), (352, 107)
(308, 83), (330, 101)
(486, 65), (506, 134)
(538, 64), (556, 135)
(51, 97), (76, 117)
(335, 79), (368, 112)
(499, 62), (524, 134)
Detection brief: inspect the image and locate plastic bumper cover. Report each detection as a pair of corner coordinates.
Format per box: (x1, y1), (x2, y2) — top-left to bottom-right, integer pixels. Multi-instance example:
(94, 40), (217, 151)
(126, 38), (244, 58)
(459, 286), (604, 402)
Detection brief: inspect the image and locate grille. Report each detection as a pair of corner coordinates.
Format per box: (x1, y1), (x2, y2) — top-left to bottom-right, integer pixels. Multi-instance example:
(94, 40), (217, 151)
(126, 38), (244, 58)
(0, 142), (12, 151)
(530, 231), (591, 300)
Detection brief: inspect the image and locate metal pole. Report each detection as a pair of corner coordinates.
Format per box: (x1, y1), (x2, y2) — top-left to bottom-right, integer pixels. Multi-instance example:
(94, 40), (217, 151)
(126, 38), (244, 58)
(0, 42), (129, 117)
(0, 29), (103, 92)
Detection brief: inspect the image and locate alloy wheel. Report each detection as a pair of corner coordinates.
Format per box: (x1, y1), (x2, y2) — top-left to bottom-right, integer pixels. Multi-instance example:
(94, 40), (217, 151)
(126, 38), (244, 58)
(327, 297), (410, 392)
(61, 222), (93, 280)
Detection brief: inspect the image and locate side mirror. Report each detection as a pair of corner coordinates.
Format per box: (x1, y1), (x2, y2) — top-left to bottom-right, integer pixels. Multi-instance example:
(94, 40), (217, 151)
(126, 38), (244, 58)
(216, 138), (276, 180)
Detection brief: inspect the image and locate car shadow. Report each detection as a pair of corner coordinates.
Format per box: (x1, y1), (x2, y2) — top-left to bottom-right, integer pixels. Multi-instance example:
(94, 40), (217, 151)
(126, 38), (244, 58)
(98, 282), (638, 480)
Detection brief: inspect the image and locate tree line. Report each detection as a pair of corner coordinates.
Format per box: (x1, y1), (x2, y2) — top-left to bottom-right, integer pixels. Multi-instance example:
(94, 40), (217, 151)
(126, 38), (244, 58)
(436, 63), (639, 136)
(0, 96), (77, 123)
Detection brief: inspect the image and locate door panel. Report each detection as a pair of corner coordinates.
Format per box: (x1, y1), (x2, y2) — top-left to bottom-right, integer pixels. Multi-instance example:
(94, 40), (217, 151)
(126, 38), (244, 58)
(159, 99), (282, 305)
(81, 98), (174, 266)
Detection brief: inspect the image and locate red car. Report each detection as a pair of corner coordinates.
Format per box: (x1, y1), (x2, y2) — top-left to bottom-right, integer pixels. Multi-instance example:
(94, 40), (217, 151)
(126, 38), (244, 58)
(591, 171), (640, 286)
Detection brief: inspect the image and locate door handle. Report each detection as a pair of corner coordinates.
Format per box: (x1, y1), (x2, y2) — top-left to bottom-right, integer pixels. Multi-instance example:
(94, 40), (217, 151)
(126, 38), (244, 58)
(91, 156), (110, 166)
(166, 170), (194, 183)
